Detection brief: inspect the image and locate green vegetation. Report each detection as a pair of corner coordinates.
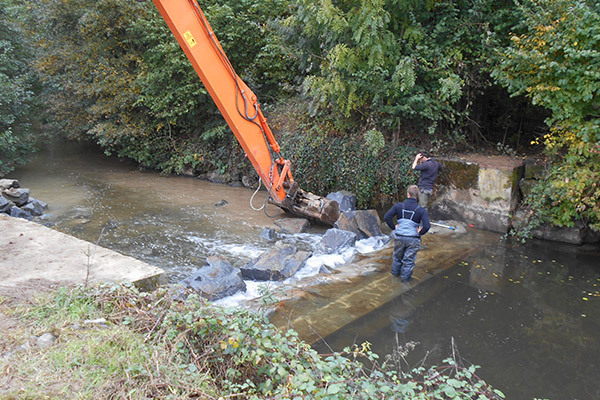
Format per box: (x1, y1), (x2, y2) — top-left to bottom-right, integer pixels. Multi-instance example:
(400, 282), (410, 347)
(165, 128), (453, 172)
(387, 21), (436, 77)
(1, 0), (598, 230)
(0, 1), (37, 176)
(0, 284), (505, 399)
(493, 0), (600, 232)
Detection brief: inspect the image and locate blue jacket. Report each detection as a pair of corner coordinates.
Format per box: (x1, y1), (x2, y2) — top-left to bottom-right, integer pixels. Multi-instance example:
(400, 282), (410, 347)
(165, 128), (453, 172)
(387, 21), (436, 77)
(384, 198), (430, 237)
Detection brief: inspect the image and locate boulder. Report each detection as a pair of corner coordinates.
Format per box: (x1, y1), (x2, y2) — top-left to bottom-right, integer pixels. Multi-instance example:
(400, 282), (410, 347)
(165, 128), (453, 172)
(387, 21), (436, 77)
(0, 179), (20, 190)
(2, 187), (30, 207)
(315, 228), (357, 254)
(274, 217), (310, 234)
(10, 206), (32, 220)
(326, 190), (356, 213)
(241, 175), (257, 188)
(259, 227), (278, 242)
(0, 197), (12, 213)
(201, 170), (230, 184)
(241, 245), (311, 281)
(334, 210), (383, 239)
(22, 198), (48, 216)
(180, 166), (197, 177)
(179, 256), (246, 300)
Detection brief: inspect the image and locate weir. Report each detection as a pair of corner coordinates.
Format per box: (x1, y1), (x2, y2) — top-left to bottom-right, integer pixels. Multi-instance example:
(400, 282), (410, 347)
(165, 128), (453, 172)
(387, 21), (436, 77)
(428, 154), (598, 245)
(270, 228), (501, 344)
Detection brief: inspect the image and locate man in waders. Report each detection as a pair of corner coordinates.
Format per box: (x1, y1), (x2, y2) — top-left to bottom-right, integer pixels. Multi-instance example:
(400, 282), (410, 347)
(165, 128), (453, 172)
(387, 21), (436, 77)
(383, 185), (430, 282)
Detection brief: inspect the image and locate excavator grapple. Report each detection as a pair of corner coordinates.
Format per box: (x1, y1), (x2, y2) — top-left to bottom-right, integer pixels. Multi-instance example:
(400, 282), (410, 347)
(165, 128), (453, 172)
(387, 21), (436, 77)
(281, 183), (340, 226)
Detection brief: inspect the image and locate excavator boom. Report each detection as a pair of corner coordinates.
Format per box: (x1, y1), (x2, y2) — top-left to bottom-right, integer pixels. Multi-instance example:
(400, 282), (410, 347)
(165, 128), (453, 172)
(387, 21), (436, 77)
(149, 0), (338, 225)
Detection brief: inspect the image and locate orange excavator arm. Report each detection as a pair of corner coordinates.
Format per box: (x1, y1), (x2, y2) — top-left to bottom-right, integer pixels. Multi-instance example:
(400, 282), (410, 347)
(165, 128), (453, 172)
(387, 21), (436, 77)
(149, 0), (339, 225)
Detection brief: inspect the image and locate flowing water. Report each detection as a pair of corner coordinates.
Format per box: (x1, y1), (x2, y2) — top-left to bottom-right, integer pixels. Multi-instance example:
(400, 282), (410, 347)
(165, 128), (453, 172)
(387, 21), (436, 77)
(8, 140), (600, 399)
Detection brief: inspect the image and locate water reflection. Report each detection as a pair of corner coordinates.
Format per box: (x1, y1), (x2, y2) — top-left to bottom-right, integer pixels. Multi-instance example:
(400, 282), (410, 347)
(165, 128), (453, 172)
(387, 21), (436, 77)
(313, 239), (600, 400)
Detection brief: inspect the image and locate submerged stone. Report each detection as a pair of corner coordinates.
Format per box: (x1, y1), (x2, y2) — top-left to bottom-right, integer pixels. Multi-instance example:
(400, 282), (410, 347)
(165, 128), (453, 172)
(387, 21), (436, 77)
(316, 228), (357, 255)
(274, 217), (310, 234)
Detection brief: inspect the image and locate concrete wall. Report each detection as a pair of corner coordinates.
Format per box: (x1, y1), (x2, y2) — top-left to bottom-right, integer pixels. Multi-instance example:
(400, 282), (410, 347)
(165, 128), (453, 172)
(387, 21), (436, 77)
(428, 155), (599, 244)
(429, 155), (524, 233)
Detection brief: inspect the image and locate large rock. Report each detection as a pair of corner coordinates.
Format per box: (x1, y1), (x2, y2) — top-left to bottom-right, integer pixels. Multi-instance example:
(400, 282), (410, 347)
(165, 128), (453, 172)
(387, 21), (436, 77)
(326, 191), (356, 213)
(10, 206), (32, 220)
(0, 179), (20, 190)
(334, 210), (383, 239)
(198, 170), (230, 184)
(2, 187), (30, 207)
(241, 245), (311, 281)
(179, 256), (246, 300)
(22, 198), (48, 217)
(274, 217), (310, 234)
(259, 227), (278, 242)
(0, 197), (12, 213)
(315, 228), (357, 254)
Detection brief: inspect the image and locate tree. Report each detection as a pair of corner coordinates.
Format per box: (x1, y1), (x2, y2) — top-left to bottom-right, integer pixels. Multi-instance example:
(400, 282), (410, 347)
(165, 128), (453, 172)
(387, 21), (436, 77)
(283, 0), (527, 149)
(30, 0), (297, 175)
(0, 1), (37, 176)
(493, 0), (600, 232)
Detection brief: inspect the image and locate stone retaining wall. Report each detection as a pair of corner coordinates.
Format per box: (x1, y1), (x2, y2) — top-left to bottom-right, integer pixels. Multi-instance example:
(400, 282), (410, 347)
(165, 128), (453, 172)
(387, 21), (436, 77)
(428, 155), (598, 245)
(429, 155), (524, 233)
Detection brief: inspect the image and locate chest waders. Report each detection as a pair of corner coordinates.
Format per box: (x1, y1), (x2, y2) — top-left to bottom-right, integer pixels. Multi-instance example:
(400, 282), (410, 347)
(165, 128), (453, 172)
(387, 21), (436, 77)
(391, 206), (422, 281)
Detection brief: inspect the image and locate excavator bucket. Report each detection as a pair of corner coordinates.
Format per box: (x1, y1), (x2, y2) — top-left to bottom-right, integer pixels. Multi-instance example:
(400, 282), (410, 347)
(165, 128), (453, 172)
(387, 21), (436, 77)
(280, 183), (340, 226)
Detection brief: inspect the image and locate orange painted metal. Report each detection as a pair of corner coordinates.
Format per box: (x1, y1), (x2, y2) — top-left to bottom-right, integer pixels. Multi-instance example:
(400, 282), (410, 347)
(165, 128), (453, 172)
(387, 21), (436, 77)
(150, 0), (290, 204)
(149, 0), (340, 225)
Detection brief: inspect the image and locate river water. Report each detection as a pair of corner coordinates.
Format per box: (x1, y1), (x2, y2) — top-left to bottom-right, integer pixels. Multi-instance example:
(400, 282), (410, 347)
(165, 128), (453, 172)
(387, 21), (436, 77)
(9, 140), (600, 399)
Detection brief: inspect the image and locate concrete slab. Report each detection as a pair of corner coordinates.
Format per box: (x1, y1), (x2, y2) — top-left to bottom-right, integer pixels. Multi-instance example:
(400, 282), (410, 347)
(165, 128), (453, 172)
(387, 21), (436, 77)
(0, 214), (165, 290)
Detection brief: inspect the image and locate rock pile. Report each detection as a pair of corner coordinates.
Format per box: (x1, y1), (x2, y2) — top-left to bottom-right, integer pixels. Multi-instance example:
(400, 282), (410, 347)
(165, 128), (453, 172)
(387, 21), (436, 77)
(0, 179), (47, 220)
(178, 190), (391, 300)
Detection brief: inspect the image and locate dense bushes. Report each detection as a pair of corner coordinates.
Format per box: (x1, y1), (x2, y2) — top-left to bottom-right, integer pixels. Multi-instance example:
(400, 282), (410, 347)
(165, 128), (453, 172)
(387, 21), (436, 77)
(3, 0), (598, 228)
(0, 1), (37, 176)
(26, 0), (296, 174)
(493, 0), (600, 232)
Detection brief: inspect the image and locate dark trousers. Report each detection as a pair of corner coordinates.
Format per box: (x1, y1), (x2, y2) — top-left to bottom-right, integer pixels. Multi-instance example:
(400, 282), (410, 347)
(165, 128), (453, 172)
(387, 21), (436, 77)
(392, 236), (420, 281)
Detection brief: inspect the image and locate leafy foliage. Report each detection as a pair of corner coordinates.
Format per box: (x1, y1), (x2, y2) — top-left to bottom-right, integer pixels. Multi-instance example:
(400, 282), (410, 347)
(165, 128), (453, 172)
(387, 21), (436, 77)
(1, 284), (506, 399)
(282, 0), (532, 150)
(28, 0), (296, 175)
(493, 0), (600, 232)
(272, 101), (418, 208)
(0, 1), (37, 176)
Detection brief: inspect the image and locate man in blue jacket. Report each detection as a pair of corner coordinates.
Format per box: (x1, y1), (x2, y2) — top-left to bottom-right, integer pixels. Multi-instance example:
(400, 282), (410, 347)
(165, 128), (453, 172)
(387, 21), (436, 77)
(412, 152), (441, 208)
(384, 185), (430, 282)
